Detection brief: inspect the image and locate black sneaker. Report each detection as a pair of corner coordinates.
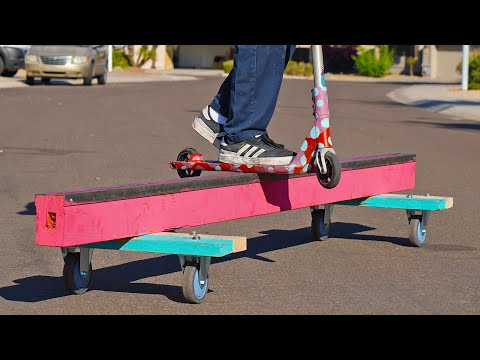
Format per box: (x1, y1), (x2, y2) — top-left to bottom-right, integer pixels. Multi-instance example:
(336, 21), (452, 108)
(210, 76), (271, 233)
(192, 106), (226, 149)
(219, 134), (296, 166)
(262, 133), (285, 149)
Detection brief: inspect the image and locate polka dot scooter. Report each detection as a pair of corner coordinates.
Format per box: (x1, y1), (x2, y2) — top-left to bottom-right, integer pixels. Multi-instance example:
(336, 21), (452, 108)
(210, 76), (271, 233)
(171, 45), (342, 189)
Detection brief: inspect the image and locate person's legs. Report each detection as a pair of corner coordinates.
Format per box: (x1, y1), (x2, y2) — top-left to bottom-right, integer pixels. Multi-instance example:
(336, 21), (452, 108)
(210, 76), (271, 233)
(223, 45), (293, 144)
(209, 44), (296, 120)
(193, 45), (297, 151)
(191, 73), (231, 149)
(216, 45), (298, 165)
(209, 71), (232, 119)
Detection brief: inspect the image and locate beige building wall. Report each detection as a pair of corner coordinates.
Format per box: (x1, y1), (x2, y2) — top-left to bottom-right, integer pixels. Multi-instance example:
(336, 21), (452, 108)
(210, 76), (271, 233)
(176, 45), (232, 68)
(435, 45), (462, 80)
(422, 45), (480, 80)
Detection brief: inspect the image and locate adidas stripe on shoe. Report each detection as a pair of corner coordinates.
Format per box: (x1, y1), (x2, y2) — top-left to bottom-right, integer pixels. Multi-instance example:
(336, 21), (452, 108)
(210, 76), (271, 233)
(218, 134), (296, 166)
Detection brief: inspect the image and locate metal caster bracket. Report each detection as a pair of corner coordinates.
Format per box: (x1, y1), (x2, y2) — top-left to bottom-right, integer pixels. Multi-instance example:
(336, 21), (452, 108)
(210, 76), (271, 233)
(324, 204), (334, 227)
(310, 204), (334, 227)
(406, 209), (430, 226)
(179, 255), (211, 283)
(80, 248), (93, 274)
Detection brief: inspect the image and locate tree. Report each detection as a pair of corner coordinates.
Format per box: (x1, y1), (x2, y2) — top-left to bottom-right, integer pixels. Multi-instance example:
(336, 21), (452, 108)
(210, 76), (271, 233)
(407, 57), (416, 76)
(125, 45), (158, 68)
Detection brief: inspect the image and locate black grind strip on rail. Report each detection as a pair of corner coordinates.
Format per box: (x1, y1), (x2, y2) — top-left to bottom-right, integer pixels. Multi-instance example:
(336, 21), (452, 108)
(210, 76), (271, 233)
(341, 153), (415, 170)
(53, 153), (416, 204)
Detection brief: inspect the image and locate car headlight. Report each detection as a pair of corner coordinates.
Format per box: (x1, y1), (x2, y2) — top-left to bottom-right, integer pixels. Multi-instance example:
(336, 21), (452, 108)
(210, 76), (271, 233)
(26, 54), (38, 64)
(72, 56), (88, 64)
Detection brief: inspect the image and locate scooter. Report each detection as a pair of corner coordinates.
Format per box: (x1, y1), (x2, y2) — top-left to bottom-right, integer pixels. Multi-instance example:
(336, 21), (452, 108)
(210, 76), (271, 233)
(170, 45), (342, 189)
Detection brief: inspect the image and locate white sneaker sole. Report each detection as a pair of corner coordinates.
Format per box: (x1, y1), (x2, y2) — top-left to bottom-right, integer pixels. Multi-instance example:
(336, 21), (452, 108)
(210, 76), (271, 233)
(218, 150), (294, 166)
(192, 117), (225, 150)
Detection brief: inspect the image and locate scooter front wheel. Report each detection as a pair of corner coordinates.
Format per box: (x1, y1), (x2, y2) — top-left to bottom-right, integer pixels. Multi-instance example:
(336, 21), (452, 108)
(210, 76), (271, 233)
(316, 151), (341, 189)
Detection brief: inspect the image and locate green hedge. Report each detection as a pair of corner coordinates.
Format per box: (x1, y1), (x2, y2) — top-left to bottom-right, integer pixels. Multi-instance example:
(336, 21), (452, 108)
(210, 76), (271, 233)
(223, 59), (313, 77)
(223, 59), (234, 73)
(284, 61), (313, 76)
(456, 52), (480, 90)
(353, 45), (394, 77)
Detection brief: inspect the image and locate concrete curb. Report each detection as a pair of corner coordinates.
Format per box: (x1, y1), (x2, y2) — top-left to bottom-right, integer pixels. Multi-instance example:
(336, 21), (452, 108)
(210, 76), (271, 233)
(387, 84), (480, 122)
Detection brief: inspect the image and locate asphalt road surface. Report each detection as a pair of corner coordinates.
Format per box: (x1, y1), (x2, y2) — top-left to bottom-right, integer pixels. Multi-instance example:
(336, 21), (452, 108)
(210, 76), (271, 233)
(0, 77), (478, 314)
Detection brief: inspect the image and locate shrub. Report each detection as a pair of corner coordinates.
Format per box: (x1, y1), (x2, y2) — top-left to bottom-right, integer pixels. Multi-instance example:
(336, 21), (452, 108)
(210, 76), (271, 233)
(284, 60), (298, 75)
(283, 61), (314, 76)
(456, 52), (480, 90)
(137, 45), (157, 67)
(353, 45), (394, 77)
(322, 45), (357, 74)
(296, 61), (306, 75)
(407, 57), (417, 76)
(113, 49), (131, 69)
(469, 54), (480, 89)
(304, 63), (313, 77)
(223, 59), (234, 73)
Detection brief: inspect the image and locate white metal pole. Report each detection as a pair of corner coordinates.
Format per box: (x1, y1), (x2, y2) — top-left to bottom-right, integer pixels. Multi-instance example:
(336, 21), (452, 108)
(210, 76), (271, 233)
(461, 45), (470, 91)
(312, 45), (324, 88)
(108, 45), (113, 73)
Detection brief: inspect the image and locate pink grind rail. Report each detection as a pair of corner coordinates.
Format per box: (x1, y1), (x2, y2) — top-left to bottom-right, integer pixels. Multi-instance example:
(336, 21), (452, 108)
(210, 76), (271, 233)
(35, 161), (415, 247)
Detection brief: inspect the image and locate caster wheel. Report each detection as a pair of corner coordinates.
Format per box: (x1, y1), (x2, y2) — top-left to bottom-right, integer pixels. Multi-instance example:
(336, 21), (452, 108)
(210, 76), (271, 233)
(63, 253), (92, 295)
(409, 217), (427, 247)
(316, 151), (341, 189)
(176, 148), (202, 178)
(182, 264), (208, 304)
(311, 209), (330, 241)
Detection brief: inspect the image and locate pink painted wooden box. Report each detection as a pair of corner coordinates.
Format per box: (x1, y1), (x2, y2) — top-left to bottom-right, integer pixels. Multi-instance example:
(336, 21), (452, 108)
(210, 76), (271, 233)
(35, 153), (416, 248)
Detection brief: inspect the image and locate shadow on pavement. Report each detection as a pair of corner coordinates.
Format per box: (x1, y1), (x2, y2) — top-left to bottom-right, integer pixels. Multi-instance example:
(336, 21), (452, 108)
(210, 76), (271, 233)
(0, 222), (414, 304)
(382, 81), (457, 86)
(17, 202), (35, 215)
(20, 79), (84, 86)
(405, 120), (480, 132)
(332, 222), (410, 246)
(412, 99), (480, 110)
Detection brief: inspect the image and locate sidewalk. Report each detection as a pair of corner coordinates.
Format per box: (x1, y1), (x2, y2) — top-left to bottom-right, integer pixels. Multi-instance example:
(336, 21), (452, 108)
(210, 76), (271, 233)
(387, 83), (480, 122)
(2, 68), (479, 122)
(0, 68), (206, 88)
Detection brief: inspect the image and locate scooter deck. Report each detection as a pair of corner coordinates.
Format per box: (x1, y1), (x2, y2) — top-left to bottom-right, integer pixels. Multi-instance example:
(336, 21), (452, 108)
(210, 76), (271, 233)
(170, 153), (415, 175)
(172, 158), (312, 175)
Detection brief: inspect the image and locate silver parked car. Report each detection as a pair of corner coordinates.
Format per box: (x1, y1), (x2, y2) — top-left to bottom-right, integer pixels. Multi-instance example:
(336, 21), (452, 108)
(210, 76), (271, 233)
(25, 45), (108, 85)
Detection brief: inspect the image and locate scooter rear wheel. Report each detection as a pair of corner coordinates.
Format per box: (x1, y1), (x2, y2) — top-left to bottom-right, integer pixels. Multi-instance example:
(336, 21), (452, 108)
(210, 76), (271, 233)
(316, 151), (341, 189)
(176, 148), (202, 178)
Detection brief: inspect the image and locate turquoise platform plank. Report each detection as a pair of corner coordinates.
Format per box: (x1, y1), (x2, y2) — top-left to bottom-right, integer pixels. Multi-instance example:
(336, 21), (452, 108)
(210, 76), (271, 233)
(82, 234), (234, 257)
(336, 194), (452, 211)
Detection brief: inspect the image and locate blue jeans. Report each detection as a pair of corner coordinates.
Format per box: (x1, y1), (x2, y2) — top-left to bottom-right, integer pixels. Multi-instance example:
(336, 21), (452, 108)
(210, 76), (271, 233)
(209, 45), (296, 144)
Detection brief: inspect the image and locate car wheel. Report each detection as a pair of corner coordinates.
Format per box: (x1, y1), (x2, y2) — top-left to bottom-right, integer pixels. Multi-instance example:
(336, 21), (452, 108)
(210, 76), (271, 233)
(97, 63), (108, 85)
(83, 63), (94, 86)
(41, 77), (51, 85)
(26, 76), (35, 85)
(3, 71), (17, 77)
